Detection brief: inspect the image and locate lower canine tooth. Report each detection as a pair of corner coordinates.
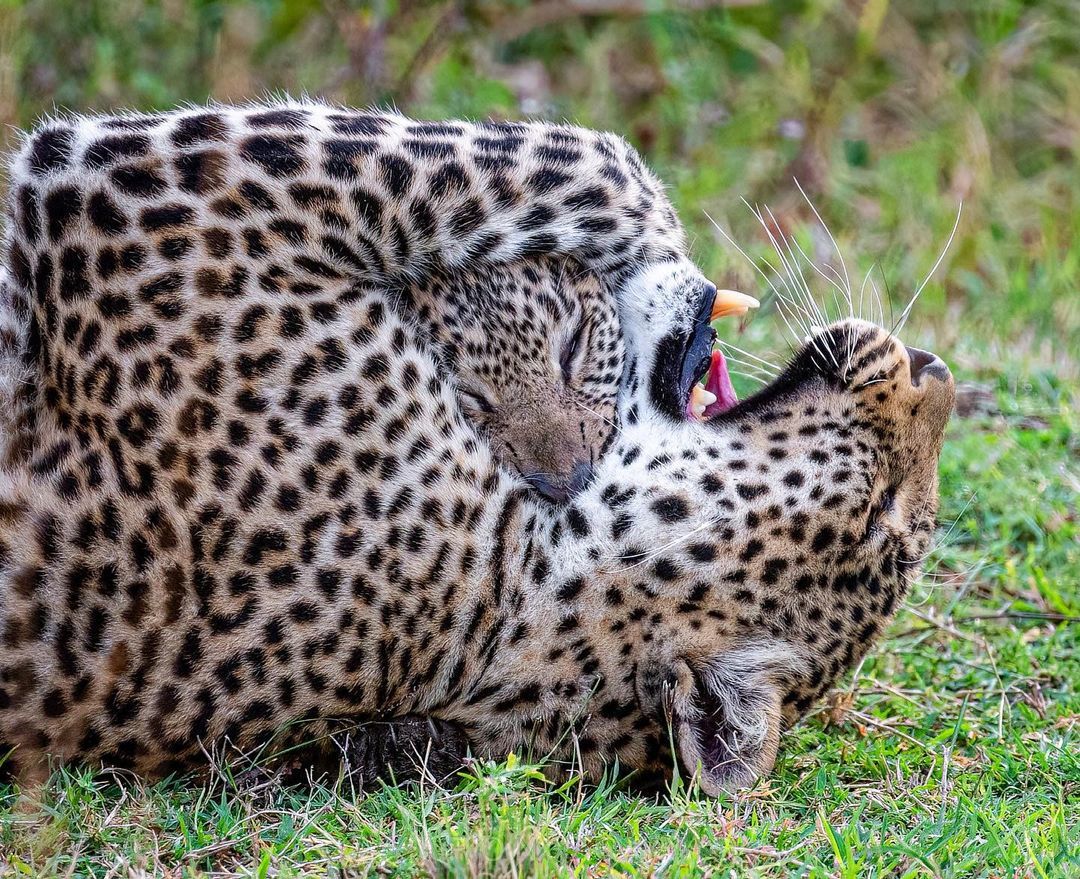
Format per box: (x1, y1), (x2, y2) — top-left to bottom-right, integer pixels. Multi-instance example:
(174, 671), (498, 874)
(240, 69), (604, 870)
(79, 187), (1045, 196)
(711, 289), (760, 321)
(689, 384), (718, 421)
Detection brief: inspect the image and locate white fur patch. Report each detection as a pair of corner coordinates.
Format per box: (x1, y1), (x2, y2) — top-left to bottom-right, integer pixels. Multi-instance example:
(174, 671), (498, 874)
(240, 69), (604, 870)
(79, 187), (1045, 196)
(695, 641), (808, 749)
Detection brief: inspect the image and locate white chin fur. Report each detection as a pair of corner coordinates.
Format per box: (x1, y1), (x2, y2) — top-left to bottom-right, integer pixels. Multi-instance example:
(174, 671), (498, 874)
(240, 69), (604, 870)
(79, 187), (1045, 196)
(616, 259), (709, 419)
(617, 259), (704, 348)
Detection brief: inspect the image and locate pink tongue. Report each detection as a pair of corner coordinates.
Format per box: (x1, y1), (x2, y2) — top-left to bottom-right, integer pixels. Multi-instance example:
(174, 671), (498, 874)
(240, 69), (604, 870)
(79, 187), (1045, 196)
(703, 349), (738, 417)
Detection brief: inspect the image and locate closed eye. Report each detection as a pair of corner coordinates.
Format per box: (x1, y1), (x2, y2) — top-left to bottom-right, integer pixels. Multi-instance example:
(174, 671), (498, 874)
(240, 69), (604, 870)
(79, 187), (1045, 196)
(457, 386), (495, 415)
(876, 487), (896, 515)
(864, 487), (897, 537)
(560, 318), (588, 385)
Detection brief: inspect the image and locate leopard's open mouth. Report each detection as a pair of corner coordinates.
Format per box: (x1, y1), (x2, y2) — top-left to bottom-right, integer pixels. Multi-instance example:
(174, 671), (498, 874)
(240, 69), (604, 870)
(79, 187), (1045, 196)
(683, 288), (758, 421)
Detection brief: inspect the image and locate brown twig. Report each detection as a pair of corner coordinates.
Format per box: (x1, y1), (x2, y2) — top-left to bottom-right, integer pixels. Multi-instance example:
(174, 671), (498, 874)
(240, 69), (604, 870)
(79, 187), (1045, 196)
(891, 609), (1079, 639)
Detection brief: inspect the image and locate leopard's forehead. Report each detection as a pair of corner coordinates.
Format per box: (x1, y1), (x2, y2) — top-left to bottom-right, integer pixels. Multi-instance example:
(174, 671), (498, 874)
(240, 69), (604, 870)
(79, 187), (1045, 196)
(408, 256), (621, 382)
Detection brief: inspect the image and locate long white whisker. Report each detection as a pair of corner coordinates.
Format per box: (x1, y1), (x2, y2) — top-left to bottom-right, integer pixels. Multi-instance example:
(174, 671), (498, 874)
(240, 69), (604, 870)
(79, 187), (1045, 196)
(759, 205), (822, 320)
(739, 201), (806, 311)
(756, 259), (812, 337)
(741, 203), (834, 374)
(717, 340), (782, 373)
(706, 212), (813, 345)
(795, 237), (856, 366)
(784, 233), (849, 372)
(934, 489), (978, 552)
(867, 277), (884, 332)
(895, 202), (963, 336)
(789, 233), (846, 318)
(818, 261), (851, 321)
(858, 264), (876, 324)
(730, 371), (769, 387)
(778, 220), (862, 371)
(768, 208), (831, 332)
(793, 182), (864, 372)
(795, 177), (852, 304)
(746, 200), (820, 335)
(752, 205), (841, 372)
(774, 296), (818, 363)
(722, 356), (776, 381)
(879, 266), (898, 337)
(572, 398), (619, 432)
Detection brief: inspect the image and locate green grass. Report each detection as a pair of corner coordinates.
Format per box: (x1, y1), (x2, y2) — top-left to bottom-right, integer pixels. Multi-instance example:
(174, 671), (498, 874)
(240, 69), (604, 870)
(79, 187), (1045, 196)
(1, 1), (1079, 875)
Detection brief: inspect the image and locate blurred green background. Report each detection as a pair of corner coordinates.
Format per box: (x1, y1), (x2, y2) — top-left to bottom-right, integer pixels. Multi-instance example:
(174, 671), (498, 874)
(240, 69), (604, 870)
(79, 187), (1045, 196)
(1, 0), (1077, 368)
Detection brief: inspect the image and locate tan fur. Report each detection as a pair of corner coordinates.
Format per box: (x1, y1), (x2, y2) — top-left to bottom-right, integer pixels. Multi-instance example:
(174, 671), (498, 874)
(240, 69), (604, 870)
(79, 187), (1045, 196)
(0, 102), (954, 794)
(0, 298), (954, 793)
(403, 259), (621, 500)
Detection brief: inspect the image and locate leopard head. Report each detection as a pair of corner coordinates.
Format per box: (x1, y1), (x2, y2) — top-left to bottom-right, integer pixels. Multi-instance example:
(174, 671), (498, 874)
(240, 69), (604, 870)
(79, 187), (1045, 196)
(481, 318), (955, 795)
(404, 257), (623, 503)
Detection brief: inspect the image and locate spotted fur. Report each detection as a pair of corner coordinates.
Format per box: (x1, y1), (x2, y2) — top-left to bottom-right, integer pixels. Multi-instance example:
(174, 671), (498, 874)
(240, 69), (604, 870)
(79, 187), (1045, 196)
(0, 98), (708, 471)
(0, 292), (954, 792)
(402, 258), (622, 501)
(0, 102), (954, 793)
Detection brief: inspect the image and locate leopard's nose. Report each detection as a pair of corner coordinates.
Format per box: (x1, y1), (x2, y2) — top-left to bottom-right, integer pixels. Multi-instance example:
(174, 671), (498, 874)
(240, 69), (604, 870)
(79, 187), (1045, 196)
(524, 461), (594, 504)
(906, 346), (951, 387)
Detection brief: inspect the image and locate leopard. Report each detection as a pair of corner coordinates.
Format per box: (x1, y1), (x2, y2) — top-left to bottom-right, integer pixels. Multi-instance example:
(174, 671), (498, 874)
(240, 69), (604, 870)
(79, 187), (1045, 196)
(0, 100), (743, 790)
(0, 99), (759, 511)
(0, 101), (955, 795)
(0, 267), (955, 793)
(0, 98), (730, 471)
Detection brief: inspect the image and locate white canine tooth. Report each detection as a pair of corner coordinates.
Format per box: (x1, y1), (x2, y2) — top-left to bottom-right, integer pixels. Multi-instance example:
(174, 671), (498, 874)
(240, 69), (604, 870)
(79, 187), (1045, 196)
(689, 384), (717, 421)
(711, 289), (760, 321)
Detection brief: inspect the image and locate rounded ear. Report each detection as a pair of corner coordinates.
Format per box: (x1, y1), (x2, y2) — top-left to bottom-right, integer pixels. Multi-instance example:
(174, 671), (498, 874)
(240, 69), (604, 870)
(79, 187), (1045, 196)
(639, 644), (800, 795)
(668, 643), (805, 795)
(672, 674), (782, 795)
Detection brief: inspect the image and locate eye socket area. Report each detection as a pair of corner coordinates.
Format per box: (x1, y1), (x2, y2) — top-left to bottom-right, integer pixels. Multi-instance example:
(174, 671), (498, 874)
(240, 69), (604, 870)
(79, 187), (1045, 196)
(863, 484), (898, 539)
(456, 383), (497, 417)
(560, 317), (589, 385)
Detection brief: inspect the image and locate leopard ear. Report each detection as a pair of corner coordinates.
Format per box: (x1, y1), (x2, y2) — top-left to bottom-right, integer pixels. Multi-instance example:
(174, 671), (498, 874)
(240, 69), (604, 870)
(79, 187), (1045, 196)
(672, 672), (782, 795)
(670, 644), (802, 795)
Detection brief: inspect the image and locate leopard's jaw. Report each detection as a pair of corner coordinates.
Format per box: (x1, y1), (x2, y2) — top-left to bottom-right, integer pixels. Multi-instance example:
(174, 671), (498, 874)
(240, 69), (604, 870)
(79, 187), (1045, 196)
(615, 262), (756, 427)
(615, 260), (717, 424)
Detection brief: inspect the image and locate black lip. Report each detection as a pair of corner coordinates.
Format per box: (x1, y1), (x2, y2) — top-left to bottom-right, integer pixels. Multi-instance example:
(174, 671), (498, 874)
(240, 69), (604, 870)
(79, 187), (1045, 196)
(683, 282), (719, 395)
(648, 280), (717, 421)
